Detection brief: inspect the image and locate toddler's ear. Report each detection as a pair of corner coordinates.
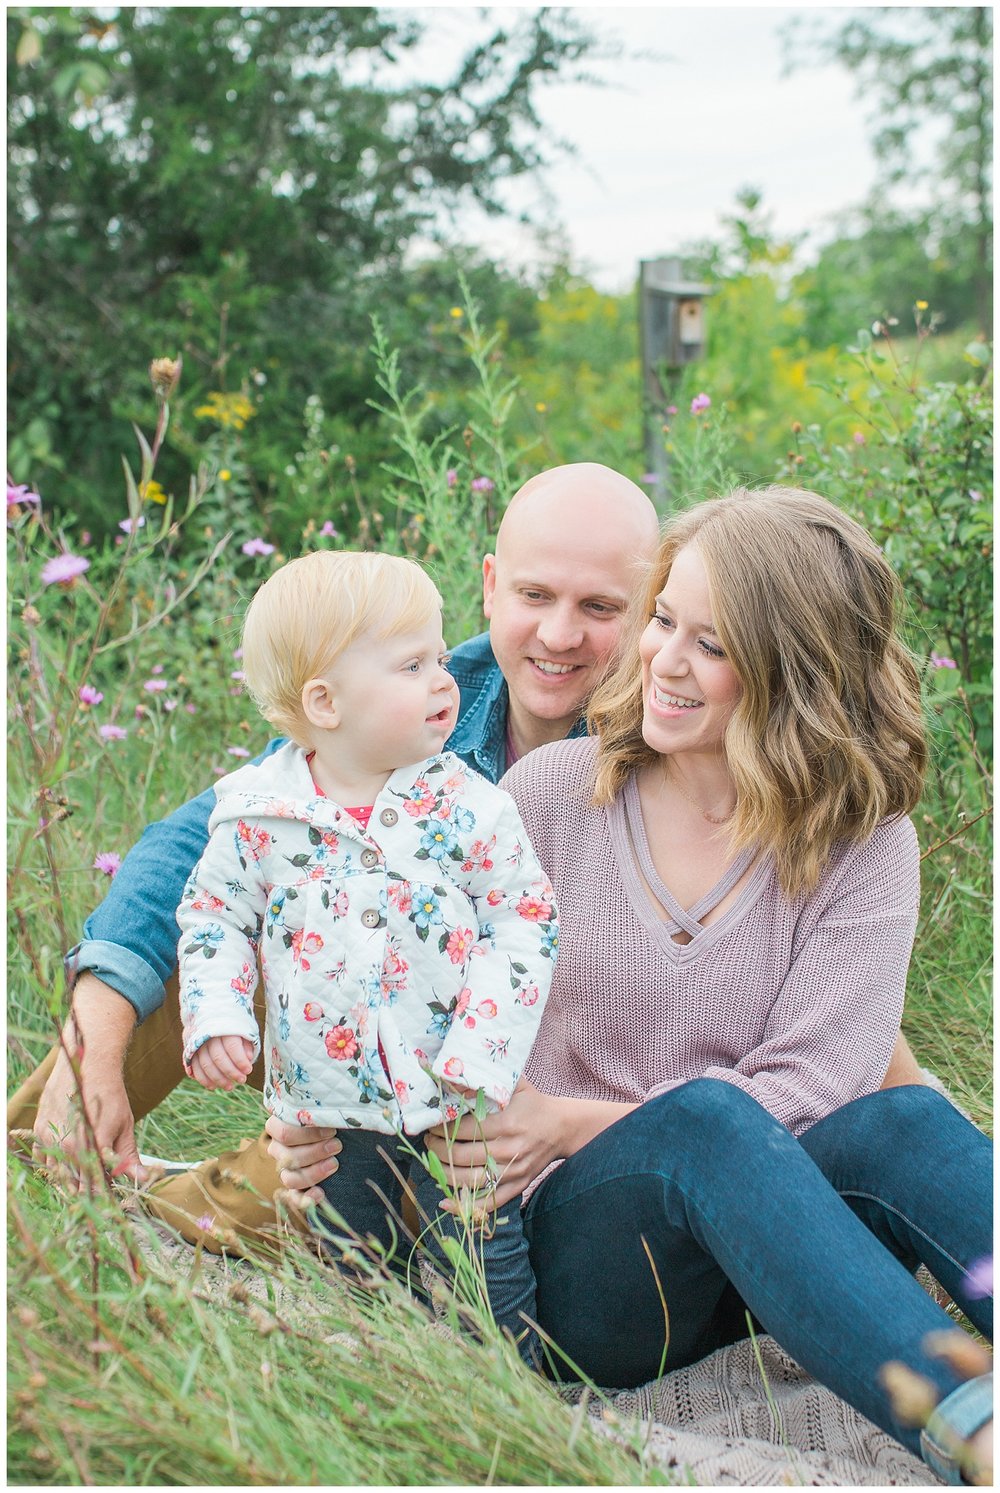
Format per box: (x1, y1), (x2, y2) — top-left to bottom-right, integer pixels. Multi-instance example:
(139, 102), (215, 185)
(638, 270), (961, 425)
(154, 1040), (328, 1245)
(301, 677), (339, 730)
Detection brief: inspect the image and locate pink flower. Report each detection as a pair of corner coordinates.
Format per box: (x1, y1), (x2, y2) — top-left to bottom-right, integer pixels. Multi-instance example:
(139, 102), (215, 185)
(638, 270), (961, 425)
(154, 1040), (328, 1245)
(969, 489), (984, 504)
(666, 405), (678, 415)
(232, 648), (243, 660)
(164, 699), (178, 712)
(446, 469), (458, 489)
(931, 652), (957, 670)
(641, 473), (660, 485)
(303, 1002), (324, 1022)
(965, 1255), (993, 1300)
(41, 552), (90, 587)
(319, 521), (338, 538)
(231, 670), (245, 681)
(79, 685), (104, 706)
(93, 852), (121, 877)
(853, 431), (866, 446)
(151, 664), (164, 675)
(118, 516), (146, 534)
(135, 704), (148, 719)
(80, 530), (92, 546)
(7, 482), (41, 521)
(690, 393), (711, 415)
(99, 723), (127, 741)
(241, 538), (275, 557)
(325, 1025), (358, 1061)
(476, 999), (498, 1019)
(227, 745), (251, 758)
(471, 476), (495, 493)
(144, 678), (168, 693)
(185, 703), (197, 715)
(445, 927), (475, 965)
(296, 1110), (314, 1127)
(516, 893), (553, 922)
(442, 1056), (464, 1079)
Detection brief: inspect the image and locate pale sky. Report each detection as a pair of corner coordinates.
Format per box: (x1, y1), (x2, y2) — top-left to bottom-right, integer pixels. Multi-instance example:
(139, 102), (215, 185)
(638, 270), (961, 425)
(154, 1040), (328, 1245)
(396, 4), (923, 291)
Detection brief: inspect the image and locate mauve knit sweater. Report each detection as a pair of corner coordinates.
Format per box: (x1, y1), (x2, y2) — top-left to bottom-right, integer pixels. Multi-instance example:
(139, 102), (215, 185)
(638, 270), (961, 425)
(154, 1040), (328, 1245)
(504, 738), (920, 1138)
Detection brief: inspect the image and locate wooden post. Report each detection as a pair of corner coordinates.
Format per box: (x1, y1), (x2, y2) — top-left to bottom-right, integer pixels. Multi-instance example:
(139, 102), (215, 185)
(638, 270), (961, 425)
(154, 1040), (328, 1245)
(639, 257), (711, 505)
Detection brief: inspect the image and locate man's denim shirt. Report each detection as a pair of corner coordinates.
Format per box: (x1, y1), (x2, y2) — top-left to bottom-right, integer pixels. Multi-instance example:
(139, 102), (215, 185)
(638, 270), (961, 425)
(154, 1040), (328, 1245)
(66, 630), (586, 1021)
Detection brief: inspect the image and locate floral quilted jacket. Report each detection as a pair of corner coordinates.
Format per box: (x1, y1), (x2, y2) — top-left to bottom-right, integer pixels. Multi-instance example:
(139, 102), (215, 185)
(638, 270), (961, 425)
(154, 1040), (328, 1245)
(176, 744), (558, 1135)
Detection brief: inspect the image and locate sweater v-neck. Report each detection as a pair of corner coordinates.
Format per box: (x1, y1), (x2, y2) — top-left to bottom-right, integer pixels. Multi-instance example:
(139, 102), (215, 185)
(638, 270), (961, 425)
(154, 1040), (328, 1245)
(610, 772), (770, 959)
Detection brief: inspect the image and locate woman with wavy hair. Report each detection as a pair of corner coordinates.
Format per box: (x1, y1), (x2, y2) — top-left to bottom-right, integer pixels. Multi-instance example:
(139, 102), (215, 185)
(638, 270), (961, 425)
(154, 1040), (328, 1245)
(271, 487), (992, 1482)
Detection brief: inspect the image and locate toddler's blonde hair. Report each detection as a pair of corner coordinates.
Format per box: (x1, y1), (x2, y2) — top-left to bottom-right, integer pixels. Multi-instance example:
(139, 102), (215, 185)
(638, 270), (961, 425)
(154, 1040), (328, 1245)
(241, 551), (442, 744)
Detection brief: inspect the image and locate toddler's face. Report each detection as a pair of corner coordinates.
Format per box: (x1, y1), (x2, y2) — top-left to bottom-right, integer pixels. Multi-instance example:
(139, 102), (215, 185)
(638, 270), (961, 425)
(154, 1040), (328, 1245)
(325, 611), (458, 774)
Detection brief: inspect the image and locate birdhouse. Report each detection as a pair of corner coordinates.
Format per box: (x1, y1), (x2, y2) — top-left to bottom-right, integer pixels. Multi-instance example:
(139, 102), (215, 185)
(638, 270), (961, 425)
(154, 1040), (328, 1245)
(639, 257), (712, 404)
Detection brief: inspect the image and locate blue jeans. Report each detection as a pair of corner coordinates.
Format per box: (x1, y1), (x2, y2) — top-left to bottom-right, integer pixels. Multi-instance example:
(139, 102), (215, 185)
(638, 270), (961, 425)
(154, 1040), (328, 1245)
(523, 1080), (993, 1459)
(317, 1130), (540, 1365)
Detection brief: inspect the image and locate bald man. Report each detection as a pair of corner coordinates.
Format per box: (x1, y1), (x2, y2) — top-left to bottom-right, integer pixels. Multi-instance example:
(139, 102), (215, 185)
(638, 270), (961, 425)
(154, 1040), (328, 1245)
(10, 464), (663, 1250)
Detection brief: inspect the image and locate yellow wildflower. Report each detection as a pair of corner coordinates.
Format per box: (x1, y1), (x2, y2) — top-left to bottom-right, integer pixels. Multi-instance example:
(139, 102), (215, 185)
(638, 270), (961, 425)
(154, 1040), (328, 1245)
(219, 469), (232, 482)
(194, 391), (256, 430)
(449, 307), (464, 319)
(915, 300), (928, 310)
(535, 402), (547, 413)
(140, 479), (168, 504)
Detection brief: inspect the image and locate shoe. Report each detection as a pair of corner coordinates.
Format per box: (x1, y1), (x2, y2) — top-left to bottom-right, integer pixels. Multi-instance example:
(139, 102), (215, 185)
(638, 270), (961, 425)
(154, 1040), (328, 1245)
(921, 1372), (993, 1485)
(141, 1132), (313, 1259)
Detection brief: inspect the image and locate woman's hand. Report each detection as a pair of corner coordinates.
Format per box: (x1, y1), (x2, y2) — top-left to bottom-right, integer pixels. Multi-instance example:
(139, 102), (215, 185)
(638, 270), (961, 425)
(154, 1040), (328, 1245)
(424, 1078), (569, 1211)
(264, 1113), (342, 1205)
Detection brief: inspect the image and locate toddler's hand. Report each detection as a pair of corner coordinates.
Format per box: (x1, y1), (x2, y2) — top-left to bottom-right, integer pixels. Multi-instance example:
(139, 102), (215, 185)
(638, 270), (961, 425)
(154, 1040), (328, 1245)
(189, 1034), (256, 1091)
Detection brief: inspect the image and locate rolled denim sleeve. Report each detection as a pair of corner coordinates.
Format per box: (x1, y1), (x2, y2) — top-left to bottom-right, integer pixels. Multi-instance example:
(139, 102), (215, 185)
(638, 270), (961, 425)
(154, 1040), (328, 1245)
(65, 738), (287, 1021)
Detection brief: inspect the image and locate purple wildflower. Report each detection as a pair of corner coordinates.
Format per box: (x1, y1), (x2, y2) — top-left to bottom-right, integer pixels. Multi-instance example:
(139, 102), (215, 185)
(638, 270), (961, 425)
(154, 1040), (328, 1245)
(446, 469), (458, 489)
(7, 482), (41, 520)
(80, 530), (92, 546)
(231, 670), (246, 681)
(641, 473), (661, 485)
(853, 432), (866, 446)
(99, 724), (128, 741)
(969, 489), (984, 504)
(241, 538), (275, 557)
(164, 699), (178, 712)
(227, 745), (251, 758)
(41, 552), (90, 587)
(119, 516), (146, 534)
(93, 852), (122, 877)
(151, 664), (164, 675)
(144, 678), (169, 693)
(666, 405), (678, 416)
(690, 393), (711, 415)
(470, 476), (495, 494)
(319, 521), (338, 538)
(931, 652), (957, 670)
(185, 703), (197, 715)
(232, 648), (243, 660)
(965, 1256), (993, 1299)
(79, 685), (104, 706)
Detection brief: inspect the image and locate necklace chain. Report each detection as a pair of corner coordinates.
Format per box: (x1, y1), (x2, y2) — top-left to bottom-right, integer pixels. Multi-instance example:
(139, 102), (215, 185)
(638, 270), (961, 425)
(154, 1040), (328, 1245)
(662, 767), (735, 826)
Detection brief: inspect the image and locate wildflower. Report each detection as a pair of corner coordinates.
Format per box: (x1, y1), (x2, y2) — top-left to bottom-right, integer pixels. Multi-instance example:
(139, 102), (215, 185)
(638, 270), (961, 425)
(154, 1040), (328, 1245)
(41, 552), (90, 587)
(218, 469), (232, 482)
(144, 678), (169, 693)
(915, 300), (928, 311)
(446, 469), (458, 489)
(872, 321), (883, 336)
(80, 531), (92, 546)
(969, 489), (984, 504)
(151, 664), (164, 674)
(194, 391), (256, 430)
(965, 1256), (993, 1298)
(231, 670), (246, 681)
(21, 604), (41, 627)
(93, 852), (122, 877)
(135, 704), (148, 718)
(185, 703), (197, 715)
(164, 699), (178, 711)
(853, 432), (865, 445)
(119, 516), (146, 534)
(471, 476), (495, 494)
(690, 393), (711, 415)
(99, 724), (127, 741)
(140, 479), (167, 504)
(149, 356), (181, 400)
(79, 685), (104, 706)
(666, 405), (678, 415)
(241, 538), (275, 557)
(641, 473), (661, 485)
(319, 521), (338, 538)
(7, 482), (41, 521)
(449, 307), (463, 320)
(930, 652), (957, 670)
(535, 402), (547, 413)
(227, 745), (251, 758)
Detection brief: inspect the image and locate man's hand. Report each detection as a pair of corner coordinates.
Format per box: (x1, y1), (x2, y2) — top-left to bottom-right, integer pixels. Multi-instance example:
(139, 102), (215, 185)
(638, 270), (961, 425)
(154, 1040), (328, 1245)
(32, 972), (148, 1184)
(189, 1034), (255, 1091)
(264, 1113), (342, 1205)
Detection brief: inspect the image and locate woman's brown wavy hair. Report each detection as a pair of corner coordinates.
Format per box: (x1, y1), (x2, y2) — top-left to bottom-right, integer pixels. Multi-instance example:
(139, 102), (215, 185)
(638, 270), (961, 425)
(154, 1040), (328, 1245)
(588, 486), (927, 898)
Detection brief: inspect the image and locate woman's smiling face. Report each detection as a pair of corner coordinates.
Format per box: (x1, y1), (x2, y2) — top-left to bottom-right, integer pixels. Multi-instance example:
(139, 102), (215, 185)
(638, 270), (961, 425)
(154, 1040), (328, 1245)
(639, 544), (743, 759)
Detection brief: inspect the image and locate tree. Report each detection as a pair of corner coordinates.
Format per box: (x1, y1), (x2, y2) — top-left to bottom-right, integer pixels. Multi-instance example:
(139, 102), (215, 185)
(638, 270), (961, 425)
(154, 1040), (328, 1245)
(784, 7), (992, 333)
(7, 6), (594, 525)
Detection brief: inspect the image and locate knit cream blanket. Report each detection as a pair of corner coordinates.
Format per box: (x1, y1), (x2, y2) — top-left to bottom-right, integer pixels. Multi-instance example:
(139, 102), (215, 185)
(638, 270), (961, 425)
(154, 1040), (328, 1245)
(567, 1333), (940, 1486)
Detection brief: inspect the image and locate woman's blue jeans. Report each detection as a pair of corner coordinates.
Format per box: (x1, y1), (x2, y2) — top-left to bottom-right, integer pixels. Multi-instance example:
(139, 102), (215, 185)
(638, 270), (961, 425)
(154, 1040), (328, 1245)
(522, 1080), (993, 1459)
